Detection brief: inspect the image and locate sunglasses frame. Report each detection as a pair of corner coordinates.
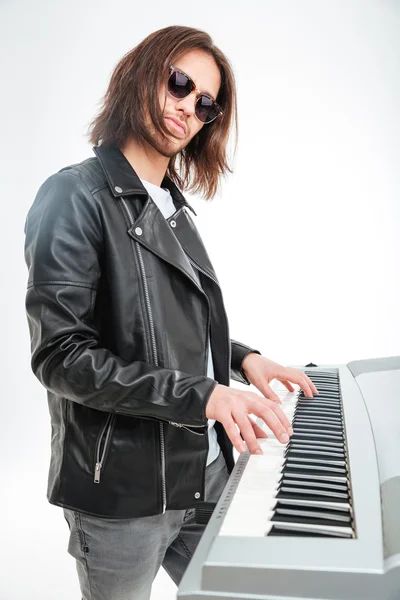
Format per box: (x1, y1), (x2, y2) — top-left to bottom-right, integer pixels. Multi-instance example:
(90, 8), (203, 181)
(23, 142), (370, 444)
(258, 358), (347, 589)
(167, 65), (224, 124)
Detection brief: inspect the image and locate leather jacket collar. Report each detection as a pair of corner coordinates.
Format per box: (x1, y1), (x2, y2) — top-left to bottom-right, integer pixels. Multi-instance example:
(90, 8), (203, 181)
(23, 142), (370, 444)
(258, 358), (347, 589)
(92, 144), (197, 216)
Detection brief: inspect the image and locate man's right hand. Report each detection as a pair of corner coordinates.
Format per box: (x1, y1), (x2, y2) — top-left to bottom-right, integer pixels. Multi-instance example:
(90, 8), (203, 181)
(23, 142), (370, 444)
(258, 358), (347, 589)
(206, 384), (293, 455)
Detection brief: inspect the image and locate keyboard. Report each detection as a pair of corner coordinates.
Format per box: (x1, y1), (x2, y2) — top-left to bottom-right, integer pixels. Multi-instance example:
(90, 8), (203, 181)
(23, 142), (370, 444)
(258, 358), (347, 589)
(219, 370), (353, 540)
(177, 357), (400, 600)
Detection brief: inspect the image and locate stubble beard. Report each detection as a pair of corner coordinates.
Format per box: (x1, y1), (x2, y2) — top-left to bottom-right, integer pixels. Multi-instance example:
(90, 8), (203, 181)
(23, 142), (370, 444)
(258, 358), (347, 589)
(150, 126), (186, 159)
(142, 110), (186, 159)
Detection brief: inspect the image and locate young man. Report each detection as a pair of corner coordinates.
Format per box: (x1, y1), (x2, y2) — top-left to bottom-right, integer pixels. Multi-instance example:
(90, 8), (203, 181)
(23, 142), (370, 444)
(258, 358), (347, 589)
(24, 25), (317, 600)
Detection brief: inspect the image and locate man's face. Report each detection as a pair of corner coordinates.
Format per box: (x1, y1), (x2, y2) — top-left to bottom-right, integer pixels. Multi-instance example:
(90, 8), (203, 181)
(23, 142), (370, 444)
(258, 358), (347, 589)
(145, 49), (221, 159)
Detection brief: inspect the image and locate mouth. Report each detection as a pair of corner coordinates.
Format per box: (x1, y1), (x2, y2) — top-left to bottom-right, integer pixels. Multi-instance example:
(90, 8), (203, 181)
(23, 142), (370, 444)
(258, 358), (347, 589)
(165, 117), (186, 136)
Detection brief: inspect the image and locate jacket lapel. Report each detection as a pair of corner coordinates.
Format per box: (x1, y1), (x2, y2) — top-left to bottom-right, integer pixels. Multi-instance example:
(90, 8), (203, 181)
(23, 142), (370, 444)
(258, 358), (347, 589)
(126, 199), (205, 289)
(167, 207), (219, 285)
(94, 144), (219, 288)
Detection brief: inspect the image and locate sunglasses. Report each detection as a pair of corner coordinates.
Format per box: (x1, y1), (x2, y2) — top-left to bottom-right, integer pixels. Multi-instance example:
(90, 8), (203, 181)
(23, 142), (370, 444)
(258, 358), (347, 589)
(167, 65), (224, 124)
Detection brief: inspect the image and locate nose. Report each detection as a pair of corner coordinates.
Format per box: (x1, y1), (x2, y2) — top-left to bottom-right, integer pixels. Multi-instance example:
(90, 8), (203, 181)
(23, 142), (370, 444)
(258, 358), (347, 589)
(173, 91), (197, 118)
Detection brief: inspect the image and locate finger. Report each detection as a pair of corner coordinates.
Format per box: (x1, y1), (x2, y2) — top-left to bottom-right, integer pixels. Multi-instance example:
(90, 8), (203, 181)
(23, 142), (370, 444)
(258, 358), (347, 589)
(234, 412), (263, 455)
(256, 397), (293, 434)
(260, 385), (282, 404)
(305, 375), (318, 395)
(279, 369), (314, 398)
(300, 376), (314, 398)
(281, 380), (295, 392)
(250, 419), (268, 439)
(222, 415), (247, 454)
(257, 405), (291, 444)
(269, 401), (293, 433)
(289, 373), (313, 398)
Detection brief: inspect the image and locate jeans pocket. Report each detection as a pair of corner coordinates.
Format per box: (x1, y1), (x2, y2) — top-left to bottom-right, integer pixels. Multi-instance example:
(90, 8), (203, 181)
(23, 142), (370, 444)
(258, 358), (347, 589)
(74, 511), (90, 556)
(64, 509), (89, 559)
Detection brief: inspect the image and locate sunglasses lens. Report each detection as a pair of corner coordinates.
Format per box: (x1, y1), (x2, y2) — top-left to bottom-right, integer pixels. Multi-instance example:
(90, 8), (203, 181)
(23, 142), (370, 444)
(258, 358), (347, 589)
(196, 96), (219, 123)
(168, 71), (193, 99)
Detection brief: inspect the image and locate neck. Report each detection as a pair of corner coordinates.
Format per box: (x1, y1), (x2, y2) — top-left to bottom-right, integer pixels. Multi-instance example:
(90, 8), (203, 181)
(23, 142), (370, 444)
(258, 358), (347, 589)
(120, 135), (170, 187)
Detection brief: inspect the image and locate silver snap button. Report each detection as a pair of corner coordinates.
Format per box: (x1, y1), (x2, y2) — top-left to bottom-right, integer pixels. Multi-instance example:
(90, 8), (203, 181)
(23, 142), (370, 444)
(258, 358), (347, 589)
(194, 492), (200, 499)
(134, 227), (143, 236)
(170, 220), (176, 228)
(114, 186), (123, 193)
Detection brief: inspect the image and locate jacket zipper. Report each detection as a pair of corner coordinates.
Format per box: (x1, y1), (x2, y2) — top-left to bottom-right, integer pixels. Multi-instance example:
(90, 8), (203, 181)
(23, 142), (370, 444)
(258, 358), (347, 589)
(168, 421), (208, 435)
(119, 197), (227, 512)
(94, 413), (116, 483)
(120, 197), (167, 513)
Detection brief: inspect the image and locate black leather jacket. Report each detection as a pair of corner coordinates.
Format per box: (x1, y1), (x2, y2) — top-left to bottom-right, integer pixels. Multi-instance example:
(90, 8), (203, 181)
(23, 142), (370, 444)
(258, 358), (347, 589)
(24, 144), (261, 518)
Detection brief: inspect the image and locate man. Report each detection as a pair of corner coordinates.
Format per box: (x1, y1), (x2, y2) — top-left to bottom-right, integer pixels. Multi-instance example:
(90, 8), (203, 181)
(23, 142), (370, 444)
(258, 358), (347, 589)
(24, 25), (317, 600)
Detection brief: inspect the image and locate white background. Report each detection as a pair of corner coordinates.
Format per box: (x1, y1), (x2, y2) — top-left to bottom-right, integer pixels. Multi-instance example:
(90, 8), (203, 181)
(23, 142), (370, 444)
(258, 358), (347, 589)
(1, 1), (399, 599)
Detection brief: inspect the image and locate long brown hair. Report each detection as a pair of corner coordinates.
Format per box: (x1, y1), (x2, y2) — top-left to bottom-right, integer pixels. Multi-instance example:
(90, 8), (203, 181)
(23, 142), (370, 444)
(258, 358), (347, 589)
(86, 25), (238, 201)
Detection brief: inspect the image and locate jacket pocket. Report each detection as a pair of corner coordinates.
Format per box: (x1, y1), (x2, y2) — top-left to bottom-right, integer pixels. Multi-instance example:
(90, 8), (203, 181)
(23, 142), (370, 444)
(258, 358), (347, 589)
(93, 412), (116, 484)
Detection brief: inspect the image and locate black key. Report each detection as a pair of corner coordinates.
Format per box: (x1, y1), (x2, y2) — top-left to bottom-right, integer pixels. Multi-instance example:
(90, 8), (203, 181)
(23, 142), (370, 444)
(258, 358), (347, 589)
(296, 404), (342, 410)
(305, 386), (340, 393)
(268, 527), (326, 537)
(281, 478), (348, 492)
(304, 372), (338, 378)
(268, 525), (351, 538)
(293, 422), (343, 431)
(285, 457), (347, 468)
(297, 399), (341, 407)
(277, 486), (350, 502)
(285, 450), (346, 462)
(288, 439), (345, 449)
(277, 488), (348, 502)
(285, 448), (345, 459)
(292, 422), (342, 432)
(287, 459), (346, 470)
(296, 406), (342, 414)
(293, 415), (343, 423)
(299, 391), (340, 398)
(276, 499), (350, 513)
(291, 436), (345, 445)
(304, 371), (339, 384)
(271, 513), (349, 527)
(294, 413), (343, 422)
(280, 472), (348, 484)
(273, 506), (351, 523)
(292, 428), (343, 438)
(283, 464), (347, 476)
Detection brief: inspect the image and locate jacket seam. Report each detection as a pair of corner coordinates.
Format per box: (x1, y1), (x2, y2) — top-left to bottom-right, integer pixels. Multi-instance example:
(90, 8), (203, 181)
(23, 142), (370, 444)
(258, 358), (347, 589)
(176, 534), (193, 560)
(57, 399), (69, 501)
(57, 167), (108, 198)
(82, 288), (97, 324)
(74, 512), (94, 596)
(92, 183), (110, 195)
(27, 280), (97, 290)
(55, 168), (105, 244)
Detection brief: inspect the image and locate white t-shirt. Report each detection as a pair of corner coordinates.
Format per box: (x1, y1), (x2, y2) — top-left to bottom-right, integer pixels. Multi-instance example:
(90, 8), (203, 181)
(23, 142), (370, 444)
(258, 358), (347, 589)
(139, 178), (220, 466)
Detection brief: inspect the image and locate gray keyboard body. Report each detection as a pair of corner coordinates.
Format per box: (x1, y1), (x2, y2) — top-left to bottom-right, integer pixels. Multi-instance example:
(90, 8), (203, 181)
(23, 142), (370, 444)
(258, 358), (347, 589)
(177, 356), (400, 600)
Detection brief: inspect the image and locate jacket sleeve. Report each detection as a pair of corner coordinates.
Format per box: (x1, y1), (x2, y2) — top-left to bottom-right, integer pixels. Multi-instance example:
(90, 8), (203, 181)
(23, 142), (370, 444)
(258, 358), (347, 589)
(230, 339), (262, 385)
(24, 171), (217, 428)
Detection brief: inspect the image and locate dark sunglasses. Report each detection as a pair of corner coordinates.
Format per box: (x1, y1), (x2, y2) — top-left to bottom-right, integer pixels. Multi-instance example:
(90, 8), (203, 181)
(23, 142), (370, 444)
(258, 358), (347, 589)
(167, 65), (224, 124)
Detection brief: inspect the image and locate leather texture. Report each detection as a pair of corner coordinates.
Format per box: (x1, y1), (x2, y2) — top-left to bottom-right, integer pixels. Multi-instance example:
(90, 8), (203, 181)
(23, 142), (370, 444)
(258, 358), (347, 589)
(24, 144), (261, 518)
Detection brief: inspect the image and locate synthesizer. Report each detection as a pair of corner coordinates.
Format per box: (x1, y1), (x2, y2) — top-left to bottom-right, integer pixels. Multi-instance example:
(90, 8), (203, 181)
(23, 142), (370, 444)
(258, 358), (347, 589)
(177, 356), (400, 600)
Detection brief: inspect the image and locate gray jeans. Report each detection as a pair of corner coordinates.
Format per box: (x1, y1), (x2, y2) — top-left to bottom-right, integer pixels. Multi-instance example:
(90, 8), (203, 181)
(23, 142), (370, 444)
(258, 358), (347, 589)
(63, 449), (229, 600)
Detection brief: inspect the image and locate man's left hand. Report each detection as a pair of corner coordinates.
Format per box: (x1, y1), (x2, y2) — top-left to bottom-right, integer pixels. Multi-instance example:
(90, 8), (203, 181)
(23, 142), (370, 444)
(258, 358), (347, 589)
(241, 353), (319, 403)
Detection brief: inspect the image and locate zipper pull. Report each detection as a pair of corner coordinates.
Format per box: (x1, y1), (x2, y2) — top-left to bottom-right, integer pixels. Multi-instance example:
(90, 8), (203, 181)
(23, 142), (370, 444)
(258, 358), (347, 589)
(94, 462), (102, 483)
(169, 421), (183, 427)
